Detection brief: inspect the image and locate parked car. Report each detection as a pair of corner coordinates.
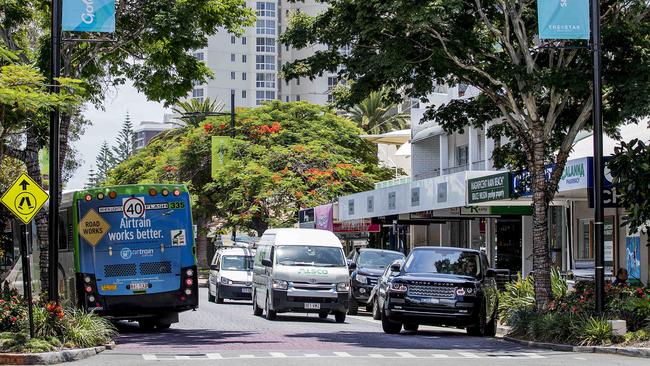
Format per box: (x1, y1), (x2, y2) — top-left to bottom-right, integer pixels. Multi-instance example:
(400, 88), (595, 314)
(376, 247), (499, 336)
(208, 247), (255, 303)
(347, 248), (405, 315)
(252, 228), (350, 322)
(368, 259), (404, 320)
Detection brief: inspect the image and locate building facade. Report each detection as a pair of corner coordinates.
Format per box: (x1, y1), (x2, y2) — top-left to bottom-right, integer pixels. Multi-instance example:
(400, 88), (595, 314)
(189, 0), (338, 108)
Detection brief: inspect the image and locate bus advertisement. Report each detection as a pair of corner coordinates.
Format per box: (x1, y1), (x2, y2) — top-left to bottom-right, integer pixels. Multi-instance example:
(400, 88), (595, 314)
(73, 184), (198, 329)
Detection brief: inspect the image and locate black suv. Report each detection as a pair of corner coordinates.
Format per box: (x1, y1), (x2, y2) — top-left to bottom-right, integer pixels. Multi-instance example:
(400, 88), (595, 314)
(376, 247), (498, 336)
(348, 248), (405, 315)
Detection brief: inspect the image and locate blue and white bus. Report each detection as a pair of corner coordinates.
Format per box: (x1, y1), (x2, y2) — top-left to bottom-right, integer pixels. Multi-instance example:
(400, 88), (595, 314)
(71, 184), (198, 329)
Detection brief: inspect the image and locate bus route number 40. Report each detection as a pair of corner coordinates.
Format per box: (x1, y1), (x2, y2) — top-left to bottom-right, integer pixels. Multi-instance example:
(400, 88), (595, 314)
(123, 197), (146, 218)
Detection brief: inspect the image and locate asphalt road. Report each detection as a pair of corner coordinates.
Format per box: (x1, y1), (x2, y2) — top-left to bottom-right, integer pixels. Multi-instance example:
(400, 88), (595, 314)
(67, 288), (646, 366)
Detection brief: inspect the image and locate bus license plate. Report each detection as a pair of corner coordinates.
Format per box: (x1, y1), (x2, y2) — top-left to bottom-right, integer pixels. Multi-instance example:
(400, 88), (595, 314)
(242, 288), (252, 293)
(130, 283), (148, 291)
(304, 303), (320, 310)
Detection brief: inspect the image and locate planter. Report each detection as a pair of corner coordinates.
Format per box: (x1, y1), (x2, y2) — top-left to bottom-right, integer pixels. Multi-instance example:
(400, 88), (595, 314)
(0, 345), (105, 365)
(504, 336), (650, 358)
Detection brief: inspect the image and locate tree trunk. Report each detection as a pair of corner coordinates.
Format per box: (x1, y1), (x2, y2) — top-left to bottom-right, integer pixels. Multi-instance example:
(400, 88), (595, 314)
(251, 217), (268, 237)
(531, 138), (552, 312)
(195, 216), (210, 269)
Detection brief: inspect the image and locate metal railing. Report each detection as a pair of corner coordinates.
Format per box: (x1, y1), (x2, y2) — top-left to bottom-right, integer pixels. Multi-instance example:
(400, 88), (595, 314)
(374, 177), (412, 189)
(472, 160), (486, 170)
(442, 164), (469, 175)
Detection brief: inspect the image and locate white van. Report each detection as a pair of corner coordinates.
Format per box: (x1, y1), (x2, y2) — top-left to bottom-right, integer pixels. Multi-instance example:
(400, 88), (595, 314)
(252, 228), (350, 322)
(208, 247), (255, 303)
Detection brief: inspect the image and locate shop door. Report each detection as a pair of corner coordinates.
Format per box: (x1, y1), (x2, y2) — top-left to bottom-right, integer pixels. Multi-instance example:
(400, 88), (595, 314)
(495, 217), (522, 273)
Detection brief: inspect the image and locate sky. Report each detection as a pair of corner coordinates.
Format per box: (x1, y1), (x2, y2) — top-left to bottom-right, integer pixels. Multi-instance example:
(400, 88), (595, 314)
(67, 82), (169, 190)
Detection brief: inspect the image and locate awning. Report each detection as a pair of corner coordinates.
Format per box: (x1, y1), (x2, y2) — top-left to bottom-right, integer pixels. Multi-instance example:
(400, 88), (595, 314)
(360, 129), (410, 145)
(411, 125), (444, 143)
(395, 142), (411, 156)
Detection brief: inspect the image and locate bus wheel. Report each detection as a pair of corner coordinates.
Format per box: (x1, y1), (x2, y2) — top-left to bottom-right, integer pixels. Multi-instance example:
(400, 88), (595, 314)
(138, 320), (156, 331)
(253, 293), (263, 316)
(156, 322), (171, 330)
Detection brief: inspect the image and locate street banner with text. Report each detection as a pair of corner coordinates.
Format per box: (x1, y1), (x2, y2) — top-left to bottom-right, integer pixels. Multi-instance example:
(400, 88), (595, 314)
(62, 0), (116, 33)
(537, 0), (590, 40)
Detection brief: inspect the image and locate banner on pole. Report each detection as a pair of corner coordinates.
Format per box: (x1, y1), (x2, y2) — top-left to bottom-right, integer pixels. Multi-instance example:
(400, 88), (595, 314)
(211, 136), (233, 178)
(62, 0), (116, 33)
(537, 0), (590, 40)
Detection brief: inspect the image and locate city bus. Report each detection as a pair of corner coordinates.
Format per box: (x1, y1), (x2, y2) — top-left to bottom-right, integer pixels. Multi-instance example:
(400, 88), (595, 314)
(70, 184), (198, 329)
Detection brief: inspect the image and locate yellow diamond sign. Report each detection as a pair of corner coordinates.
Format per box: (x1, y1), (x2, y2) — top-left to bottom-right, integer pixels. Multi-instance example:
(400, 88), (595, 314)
(0, 173), (49, 224)
(78, 208), (111, 247)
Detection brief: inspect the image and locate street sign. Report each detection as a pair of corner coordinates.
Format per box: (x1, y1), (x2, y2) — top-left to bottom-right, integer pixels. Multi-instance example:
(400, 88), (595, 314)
(0, 173), (49, 224)
(78, 208), (111, 247)
(537, 0), (590, 40)
(62, 0), (116, 33)
(467, 172), (511, 204)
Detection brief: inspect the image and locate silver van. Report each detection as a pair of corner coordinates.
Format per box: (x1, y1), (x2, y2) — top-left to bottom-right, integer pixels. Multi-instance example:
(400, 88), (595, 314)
(252, 228), (350, 322)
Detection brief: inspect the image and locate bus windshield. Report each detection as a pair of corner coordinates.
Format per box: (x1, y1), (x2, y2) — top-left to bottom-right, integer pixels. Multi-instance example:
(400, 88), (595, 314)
(221, 256), (253, 271)
(275, 245), (346, 267)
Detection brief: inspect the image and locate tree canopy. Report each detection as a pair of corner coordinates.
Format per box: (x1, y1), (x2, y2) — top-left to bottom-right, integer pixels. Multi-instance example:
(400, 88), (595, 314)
(108, 101), (393, 235)
(281, 0), (650, 310)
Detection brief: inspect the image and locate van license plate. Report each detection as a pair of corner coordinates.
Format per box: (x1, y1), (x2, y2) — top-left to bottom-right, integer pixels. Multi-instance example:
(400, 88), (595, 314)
(304, 303), (320, 310)
(242, 288), (252, 293)
(130, 283), (148, 291)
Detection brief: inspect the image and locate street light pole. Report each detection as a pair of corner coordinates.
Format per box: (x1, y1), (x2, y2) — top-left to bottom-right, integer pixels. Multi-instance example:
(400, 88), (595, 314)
(48, 0), (62, 303)
(230, 93), (237, 243)
(591, 0), (605, 315)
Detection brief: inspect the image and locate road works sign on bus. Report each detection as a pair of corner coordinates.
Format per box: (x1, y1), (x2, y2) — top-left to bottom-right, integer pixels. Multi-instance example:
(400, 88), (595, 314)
(78, 208), (111, 247)
(62, 0), (116, 33)
(0, 173), (49, 224)
(537, 0), (590, 40)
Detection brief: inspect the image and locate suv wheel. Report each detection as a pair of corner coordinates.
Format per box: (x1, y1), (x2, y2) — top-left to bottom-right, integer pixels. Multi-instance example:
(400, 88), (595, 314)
(334, 311), (346, 323)
(348, 294), (359, 315)
(265, 294), (277, 320)
(403, 323), (419, 332)
(467, 300), (487, 336)
(484, 300), (498, 337)
(318, 312), (328, 319)
(381, 314), (402, 334)
(253, 292), (263, 316)
(372, 298), (381, 320)
(215, 286), (224, 304)
(208, 292), (215, 303)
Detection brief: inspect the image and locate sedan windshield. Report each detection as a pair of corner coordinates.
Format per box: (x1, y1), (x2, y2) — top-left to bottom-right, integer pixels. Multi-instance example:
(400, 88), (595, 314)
(221, 256), (254, 271)
(403, 249), (481, 277)
(276, 245), (346, 267)
(358, 251), (405, 270)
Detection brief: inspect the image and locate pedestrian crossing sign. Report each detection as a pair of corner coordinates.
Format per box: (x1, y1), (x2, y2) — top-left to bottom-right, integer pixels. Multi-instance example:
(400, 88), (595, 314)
(0, 173), (49, 224)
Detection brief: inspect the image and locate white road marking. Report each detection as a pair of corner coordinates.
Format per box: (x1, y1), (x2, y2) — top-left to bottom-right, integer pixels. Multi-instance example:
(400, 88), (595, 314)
(369, 353), (385, 358)
(304, 354), (320, 357)
(521, 353), (546, 359)
(575, 357), (587, 360)
(396, 352), (417, 358)
(142, 354), (157, 361)
(175, 356), (191, 360)
(269, 352), (287, 358)
(239, 354), (256, 358)
(333, 352), (352, 357)
(206, 353), (223, 359)
(432, 354), (450, 358)
(459, 352), (481, 358)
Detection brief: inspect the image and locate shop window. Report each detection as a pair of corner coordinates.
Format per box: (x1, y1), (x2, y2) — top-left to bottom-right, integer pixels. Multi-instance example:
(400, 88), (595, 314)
(367, 196), (374, 213)
(411, 187), (420, 207)
(348, 200), (354, 215)
(456, 145), (468, 166)
(388, 192), (396, 210)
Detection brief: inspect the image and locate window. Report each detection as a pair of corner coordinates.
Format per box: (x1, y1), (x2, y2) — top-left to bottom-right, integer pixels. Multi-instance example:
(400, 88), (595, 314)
(242, 90), (247, 98)
(285, 95), (289, 102)
(388, 192), (396, 210)
(230, 71), (236, 80)
(367, 196), (374, 213)
(256, 90), (276, 105)
(256, 2), (276, 17)
(231, 53), (236, 62)
(256, 73), (276, 88)
(296, 95), (301, 101)
(192, 88), (204, 102)
(296, 78), (300, 85)
(285, 44), (289, 51)
(256, 37), (275, 52)
(256, 19), (276, 35)
(231, 36), (236, 44)
(348, 200), (355, 215)
(242, 54), (247, 63)
(327, 76), (338, 89)
(256, 55), (275, 70)
(193, 52), (204, 61)
(242, 72), (247, 81)
(231, 89), (235, 96)
(578, 219), (592, 260)
(242, 37), (247, 45)
(456, 145), (469, 166)
(411, 187), (420, 206)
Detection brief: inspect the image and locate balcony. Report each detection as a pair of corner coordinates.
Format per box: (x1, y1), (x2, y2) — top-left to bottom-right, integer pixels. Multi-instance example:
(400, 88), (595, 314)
(442, 164), (469, 175)
(472, 160), (486, 170)
(374, 177), (412, 189)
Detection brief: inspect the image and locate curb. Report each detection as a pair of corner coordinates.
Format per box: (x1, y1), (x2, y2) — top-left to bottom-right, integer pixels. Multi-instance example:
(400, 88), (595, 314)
(0, 346), (105, 365)
(504, 336), (650, 358)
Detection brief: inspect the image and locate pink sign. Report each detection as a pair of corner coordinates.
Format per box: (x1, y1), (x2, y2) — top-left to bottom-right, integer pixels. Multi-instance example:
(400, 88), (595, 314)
(314, 204), (334, 231)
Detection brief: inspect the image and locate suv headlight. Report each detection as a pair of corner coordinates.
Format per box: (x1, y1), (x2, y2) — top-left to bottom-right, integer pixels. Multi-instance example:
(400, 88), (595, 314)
(355, 274), (368, 284)
(389, 283), (408, 293)
(220, 277), (233, 285)
(272, 280), (288, 290)
(456, 287), (476, 296)
(337, 282), (350, 292)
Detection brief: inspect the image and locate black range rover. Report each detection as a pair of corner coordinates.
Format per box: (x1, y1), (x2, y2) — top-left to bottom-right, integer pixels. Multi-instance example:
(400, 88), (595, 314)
(377, 247), (498, 336)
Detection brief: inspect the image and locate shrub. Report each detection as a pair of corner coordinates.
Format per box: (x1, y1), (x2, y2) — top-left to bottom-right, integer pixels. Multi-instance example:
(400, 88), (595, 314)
(0, 296), (25, 332)
(575, 317), (612, 346)
(63, 308), (117, 348)
(499, 274), (534, 324)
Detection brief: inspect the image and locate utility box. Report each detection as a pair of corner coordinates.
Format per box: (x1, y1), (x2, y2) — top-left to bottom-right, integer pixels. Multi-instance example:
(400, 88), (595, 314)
(608, 320), (627, 336)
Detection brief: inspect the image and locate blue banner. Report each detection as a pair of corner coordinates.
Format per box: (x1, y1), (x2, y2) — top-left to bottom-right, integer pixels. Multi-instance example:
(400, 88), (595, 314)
(537, 0), (590, 40)
(62, 0), (116, 33)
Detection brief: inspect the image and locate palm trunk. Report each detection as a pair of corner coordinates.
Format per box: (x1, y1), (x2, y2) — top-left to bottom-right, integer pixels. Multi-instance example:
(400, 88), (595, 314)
(531, 138), (552, 311)
(195, 216), (210, 269)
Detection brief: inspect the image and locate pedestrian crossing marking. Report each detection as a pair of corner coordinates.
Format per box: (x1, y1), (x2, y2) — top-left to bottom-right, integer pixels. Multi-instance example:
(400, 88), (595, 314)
(140, 351), (547, 361)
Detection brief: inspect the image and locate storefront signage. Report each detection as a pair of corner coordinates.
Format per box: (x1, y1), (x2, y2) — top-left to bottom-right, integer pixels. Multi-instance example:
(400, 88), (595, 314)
(467, 172), (511, 204)
(537, 0), (590, 40)
(62, 0), (116, 33)
(314, 204), (334, 231)
(334, 220), (380, 233)
(513, 157), (593, 196)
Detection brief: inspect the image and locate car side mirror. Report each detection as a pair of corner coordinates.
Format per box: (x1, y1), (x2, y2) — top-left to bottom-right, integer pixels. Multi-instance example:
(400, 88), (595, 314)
(261, 259), (272, 267)
(485, 269), (497, 278)
(210, 265), (219, 271)
(348, 262), (357, 271)
(390, 262), (401, 272)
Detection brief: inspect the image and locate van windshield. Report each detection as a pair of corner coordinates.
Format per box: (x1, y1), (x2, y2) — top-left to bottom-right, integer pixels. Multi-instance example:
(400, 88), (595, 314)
(221, 256), (254, 271)
(276, 246), (346, 267)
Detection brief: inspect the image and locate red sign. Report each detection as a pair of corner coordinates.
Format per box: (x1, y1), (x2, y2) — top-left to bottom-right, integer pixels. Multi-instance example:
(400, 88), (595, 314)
(334, 221), (380, 233)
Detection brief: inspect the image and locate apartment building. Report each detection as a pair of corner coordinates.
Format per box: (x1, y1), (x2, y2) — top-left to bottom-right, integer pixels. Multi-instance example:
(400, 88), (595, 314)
(189, 0), (338, 108)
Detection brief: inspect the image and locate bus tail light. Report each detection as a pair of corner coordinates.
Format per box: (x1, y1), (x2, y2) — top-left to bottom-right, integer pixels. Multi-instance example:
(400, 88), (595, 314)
(97, 192), (105, 200)
(173, 189), (181, 196)
(108, 191), (117, 199)
(161, 188), (169, 196)
(84, 194), (92, 202)
(85, 285), (93, 293)
(149, 188), (157, 196)
(186, 269), (194, 277)
(185, 278), (193, 286)
(184, 288), (192, 295)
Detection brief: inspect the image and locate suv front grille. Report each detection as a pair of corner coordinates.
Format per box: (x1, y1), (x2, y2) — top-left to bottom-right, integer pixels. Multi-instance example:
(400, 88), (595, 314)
(407, 283), (456, 298)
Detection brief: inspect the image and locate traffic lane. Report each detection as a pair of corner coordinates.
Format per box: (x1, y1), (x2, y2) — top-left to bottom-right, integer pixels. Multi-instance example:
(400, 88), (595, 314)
(111, 289), (531, 353)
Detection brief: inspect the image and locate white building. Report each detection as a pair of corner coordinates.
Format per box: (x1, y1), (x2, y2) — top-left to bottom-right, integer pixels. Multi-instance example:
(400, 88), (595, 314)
(189, 0), (338, 108)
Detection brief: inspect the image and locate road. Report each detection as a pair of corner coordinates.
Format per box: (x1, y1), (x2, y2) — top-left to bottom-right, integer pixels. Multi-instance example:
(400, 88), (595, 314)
(68, 288), (646, 366)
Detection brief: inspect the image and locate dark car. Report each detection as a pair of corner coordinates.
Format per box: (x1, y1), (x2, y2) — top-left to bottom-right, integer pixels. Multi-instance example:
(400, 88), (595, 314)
(376, 247), (499, 336)
(348, 248), (405, 315)
(369, 260), (403, 320)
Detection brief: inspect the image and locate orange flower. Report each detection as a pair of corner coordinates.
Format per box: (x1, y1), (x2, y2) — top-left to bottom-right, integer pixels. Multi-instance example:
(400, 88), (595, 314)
(203, 123), (213, 133)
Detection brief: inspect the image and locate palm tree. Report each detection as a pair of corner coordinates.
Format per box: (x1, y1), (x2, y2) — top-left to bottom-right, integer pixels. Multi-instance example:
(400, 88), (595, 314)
(172, 97), (225, 127)
(348, 89), (410, 134)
